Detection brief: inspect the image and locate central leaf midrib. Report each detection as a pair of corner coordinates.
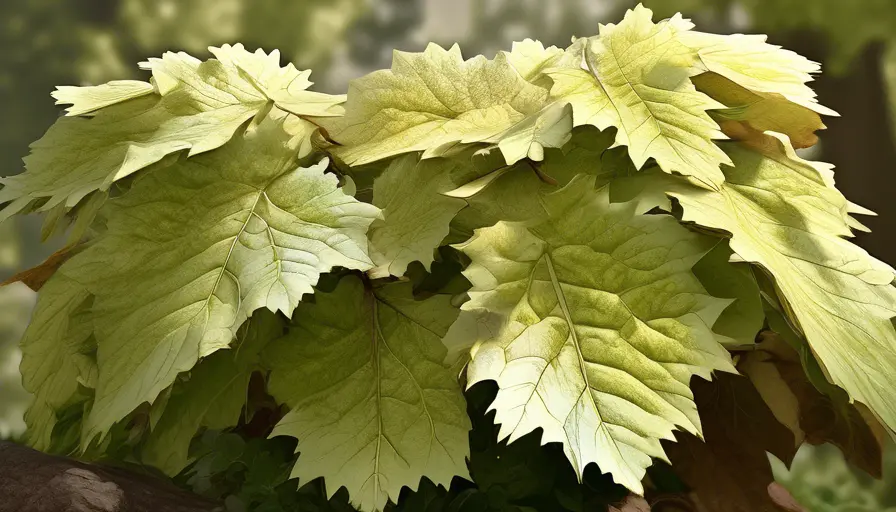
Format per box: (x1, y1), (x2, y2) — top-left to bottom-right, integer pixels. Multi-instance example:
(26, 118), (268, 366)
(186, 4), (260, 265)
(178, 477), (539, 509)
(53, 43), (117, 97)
(543, 252), (629, 469)
(369, 291), (384, 504)
(374, 301), (442, 463)
(367, 291), (441, 480)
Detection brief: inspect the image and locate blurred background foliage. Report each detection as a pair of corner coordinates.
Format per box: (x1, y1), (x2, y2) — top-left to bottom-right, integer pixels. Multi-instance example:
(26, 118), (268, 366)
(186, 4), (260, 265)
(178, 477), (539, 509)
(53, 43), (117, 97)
(2, 0), (896, 510)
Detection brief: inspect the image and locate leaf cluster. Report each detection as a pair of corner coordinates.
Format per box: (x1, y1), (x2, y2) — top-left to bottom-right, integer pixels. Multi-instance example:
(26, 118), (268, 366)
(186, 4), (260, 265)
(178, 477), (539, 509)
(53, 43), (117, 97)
(3, 4), (895, 511)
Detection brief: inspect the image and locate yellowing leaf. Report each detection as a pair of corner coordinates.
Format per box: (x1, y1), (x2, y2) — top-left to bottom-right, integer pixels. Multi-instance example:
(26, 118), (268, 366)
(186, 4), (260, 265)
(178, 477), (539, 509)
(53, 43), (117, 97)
(547, 6), (731, 190)
(207, 43), (346, 117)
(677, 29), (838, 148)
(329, 43), (552, 166)
(60, 116), (380, 444)
(679, 31), (837, 117)
(668, 132), (896, 436)
(462, 176), (734, 493)
(0, 45), (343, 221)
(52, 80), (155, 116)
(692, 73), (828, 149)
(265, 277), (471, 512)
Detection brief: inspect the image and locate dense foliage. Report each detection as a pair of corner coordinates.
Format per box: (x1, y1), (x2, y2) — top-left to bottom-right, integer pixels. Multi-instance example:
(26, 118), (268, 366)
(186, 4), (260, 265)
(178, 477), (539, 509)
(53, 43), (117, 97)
(2, 4), (894, 511)
(0, 222), (32, 438)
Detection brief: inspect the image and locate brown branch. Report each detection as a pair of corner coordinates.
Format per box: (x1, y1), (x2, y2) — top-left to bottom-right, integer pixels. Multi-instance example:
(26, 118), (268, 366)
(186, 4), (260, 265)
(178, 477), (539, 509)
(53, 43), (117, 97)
(0, 441), (222, 512)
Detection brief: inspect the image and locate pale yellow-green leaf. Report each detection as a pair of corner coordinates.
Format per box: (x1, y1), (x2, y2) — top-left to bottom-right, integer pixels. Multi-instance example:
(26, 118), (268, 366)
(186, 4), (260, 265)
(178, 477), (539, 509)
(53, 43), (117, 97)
(691, 72), (828, 149)
(675, 28), (838, 148)
(462, 176), (734, 493)
(0, 45), (343, 221)
(266, 277), (471, 512)
(666, 132), (896, 435)
(496, 102), (574, 164)
(368, 155), (466, 278)
(504, 38), (564, 84)
(18, 274), (95, 451)
(546, 5), (731, 190)
(61, 116), (380, 444)
(329, 43), (551, 166)
(207, 43), (345, 117)
(52, 80), (155, 116)
(449, 126), (617, 236)
(678, 30), (837, 117)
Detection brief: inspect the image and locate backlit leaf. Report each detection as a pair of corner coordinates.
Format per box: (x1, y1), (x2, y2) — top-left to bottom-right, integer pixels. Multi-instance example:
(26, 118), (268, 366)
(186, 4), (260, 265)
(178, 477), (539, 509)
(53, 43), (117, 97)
(546, 6), (731, 189)
(52, 80), (155, 116)
(328, 43), (555, 166)
(462, 176), (734, 493)
(0, 44), (343, 221)
(679, 29), (837, 148)
(668, 132), (896, 436)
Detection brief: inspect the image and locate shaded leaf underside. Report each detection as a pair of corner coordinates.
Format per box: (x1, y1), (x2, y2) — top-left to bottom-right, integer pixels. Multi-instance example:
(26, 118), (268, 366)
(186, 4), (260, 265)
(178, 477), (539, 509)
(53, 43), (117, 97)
(265, 276), (471, 512)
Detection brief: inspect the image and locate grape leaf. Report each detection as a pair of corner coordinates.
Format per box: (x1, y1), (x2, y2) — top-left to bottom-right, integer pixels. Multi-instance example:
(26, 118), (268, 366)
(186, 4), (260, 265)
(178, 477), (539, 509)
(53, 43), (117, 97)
(678, 29), (837, 149)
(495, 101), (574, 164)
(504, 39), (564, 83)
(206, 43), (346, 118)
(450, 126), (618, 236)
(0, 44), (343, 221)
(546, 5), (731, 190)
(18, 274), (95, 451)
(692, 73), (828, 150)
(666, 132), (896, 435)
(265, 276), (471, 512)
(367, 155), (466, 278)
(462, 176), (735, 493)
(328, 42), (554, 166)
(142, 310), (284, 476)
(52, 80), (155, 116)
(60, 115), (380, 444)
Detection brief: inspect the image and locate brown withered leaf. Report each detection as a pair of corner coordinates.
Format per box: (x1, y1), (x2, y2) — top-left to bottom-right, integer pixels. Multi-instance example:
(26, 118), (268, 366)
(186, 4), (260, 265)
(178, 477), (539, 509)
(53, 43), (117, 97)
(645, 493), (700, 512)
(766, 483), (806, 512)
(739, 346), (803, 446)
(663, 373), (799, 512)
(741, 331), (885, 478)
(0, 244), (81, 291)
(609, 495), (651, 512)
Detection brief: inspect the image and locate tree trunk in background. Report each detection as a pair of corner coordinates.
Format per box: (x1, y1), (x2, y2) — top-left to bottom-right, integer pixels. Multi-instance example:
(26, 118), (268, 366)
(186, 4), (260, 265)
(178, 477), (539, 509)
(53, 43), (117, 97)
(776, 33), (896, 265)
(0, 441), (222, 512)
